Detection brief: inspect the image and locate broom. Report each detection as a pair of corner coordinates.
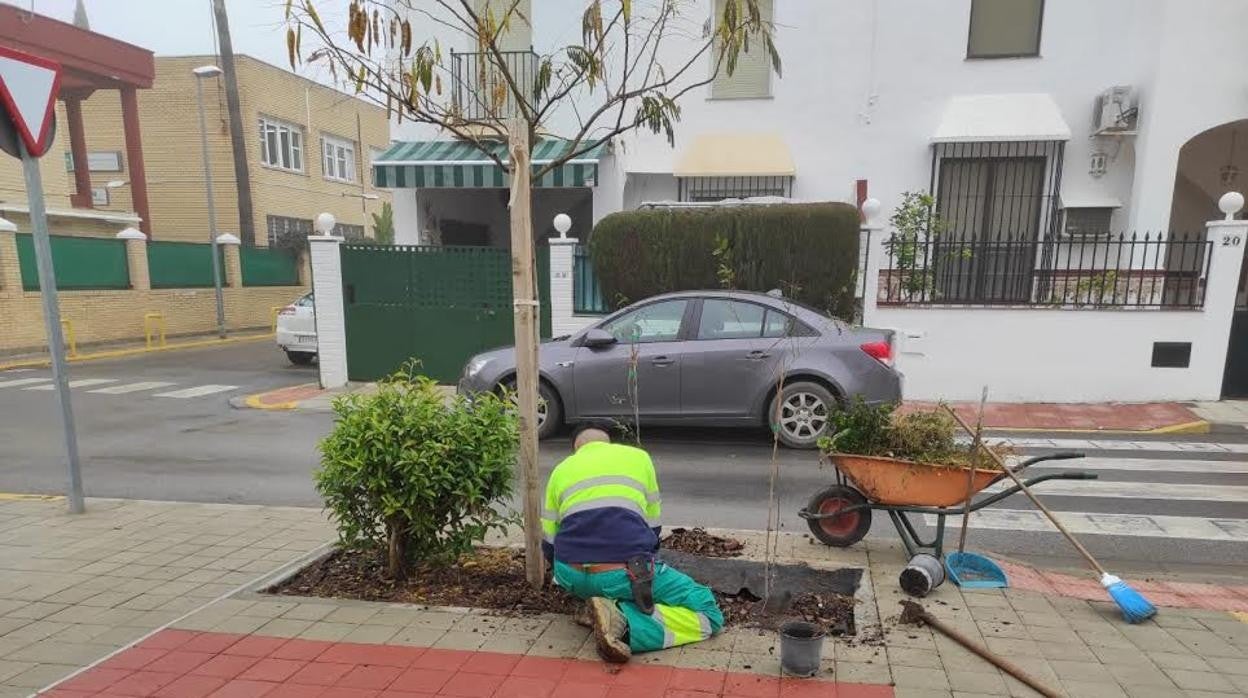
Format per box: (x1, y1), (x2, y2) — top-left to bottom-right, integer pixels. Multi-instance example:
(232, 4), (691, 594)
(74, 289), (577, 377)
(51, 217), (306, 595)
(943, 407), (1157, 623)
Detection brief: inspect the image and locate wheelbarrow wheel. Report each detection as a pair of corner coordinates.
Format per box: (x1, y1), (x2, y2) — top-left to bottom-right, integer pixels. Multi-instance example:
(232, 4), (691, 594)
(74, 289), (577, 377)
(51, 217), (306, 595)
(806, 485), (872, 547)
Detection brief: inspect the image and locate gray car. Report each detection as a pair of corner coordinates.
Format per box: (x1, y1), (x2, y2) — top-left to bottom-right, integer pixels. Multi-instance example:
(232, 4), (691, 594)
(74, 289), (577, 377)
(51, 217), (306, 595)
(458, 290), (901, 448)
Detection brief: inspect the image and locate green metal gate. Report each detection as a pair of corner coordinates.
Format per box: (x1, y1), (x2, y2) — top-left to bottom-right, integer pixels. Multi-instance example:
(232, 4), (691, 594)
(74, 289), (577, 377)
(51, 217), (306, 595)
(341, 245), (551, 383)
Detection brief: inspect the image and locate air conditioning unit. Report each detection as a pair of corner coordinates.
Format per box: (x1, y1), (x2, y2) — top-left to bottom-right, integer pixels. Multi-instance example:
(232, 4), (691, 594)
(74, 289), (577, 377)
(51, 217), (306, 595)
(1093, 86), (1138, 134)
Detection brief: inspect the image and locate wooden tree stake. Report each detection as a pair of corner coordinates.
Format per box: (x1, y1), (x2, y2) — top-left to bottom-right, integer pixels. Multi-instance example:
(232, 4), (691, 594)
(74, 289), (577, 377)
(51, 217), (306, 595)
(507, 118), (544, 588)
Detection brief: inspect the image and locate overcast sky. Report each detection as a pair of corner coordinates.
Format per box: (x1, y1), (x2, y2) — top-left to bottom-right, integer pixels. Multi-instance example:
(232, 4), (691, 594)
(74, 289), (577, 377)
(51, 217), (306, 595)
(5, 0), (347, 75)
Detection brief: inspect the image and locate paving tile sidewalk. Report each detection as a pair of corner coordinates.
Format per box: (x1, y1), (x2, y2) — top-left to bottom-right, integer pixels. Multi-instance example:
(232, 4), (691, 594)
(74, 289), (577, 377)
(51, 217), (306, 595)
(7, 499), (1248, 698)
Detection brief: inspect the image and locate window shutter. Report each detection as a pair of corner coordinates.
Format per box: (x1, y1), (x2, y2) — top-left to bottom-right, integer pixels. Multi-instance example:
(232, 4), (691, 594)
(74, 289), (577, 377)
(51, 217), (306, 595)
(968, 0), (1044, 58)
(475, 0), (532, 52)
(711, 0), (773, 99)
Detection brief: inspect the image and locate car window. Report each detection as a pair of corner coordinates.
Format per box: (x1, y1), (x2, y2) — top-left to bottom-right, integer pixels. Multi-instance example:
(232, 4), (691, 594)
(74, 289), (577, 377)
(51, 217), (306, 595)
(601, 300), (688, 343)
(762, 309), (794, 338)
(697, 300), (765, 340)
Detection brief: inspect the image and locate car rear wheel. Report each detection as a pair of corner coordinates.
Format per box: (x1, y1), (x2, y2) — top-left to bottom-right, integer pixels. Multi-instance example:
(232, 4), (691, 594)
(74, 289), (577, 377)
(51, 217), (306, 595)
(805, 484), (872, 547)
(500, 378), (563, 440)
(285, 350), (315, 366)
(770, 381), (836, 449)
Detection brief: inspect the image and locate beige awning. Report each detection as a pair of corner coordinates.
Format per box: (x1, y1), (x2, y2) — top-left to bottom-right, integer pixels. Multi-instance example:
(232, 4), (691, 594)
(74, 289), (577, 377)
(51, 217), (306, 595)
(674, 133), (795, 177)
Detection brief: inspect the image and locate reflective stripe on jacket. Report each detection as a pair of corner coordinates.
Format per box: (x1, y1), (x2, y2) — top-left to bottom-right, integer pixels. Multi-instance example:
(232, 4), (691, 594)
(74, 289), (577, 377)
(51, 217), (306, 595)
(541, 441), (662, 564)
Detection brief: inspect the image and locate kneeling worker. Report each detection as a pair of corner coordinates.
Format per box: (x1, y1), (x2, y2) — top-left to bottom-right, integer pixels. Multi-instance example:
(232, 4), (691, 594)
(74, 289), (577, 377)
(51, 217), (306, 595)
(541, 425), (723, 663)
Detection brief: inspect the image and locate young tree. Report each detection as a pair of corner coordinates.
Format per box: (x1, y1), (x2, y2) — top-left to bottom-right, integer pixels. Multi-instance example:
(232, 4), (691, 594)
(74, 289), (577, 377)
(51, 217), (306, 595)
(286, 0), (780, 588)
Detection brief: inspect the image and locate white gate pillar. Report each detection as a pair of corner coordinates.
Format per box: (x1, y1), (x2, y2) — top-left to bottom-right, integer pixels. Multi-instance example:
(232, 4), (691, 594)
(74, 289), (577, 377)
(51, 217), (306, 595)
(309, 234), (349, 389)
(1203, 193), (1248, 397)
(859, 198), (885, 327)
(548, 236), (579, 336)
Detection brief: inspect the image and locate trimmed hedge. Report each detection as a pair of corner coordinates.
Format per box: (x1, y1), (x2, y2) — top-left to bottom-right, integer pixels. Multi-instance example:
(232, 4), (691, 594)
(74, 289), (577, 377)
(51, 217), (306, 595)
(588, 203), (861, 319)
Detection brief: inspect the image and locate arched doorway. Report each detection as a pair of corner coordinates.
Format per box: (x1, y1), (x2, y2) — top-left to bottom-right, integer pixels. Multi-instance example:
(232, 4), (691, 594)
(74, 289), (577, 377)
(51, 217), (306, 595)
(1171, 121), (1248, 396)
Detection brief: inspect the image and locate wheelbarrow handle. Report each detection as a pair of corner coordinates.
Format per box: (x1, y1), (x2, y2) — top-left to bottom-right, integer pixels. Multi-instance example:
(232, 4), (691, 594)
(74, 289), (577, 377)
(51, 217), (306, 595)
(1055, 471), (1098, 480)
(1009, 451), (1085, 474)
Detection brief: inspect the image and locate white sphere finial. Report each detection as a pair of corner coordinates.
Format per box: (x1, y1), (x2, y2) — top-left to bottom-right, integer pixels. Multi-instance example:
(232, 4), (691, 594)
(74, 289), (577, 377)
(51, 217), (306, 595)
(315, 212), (338, 235)
(861, 198), (882, 223)
(1218, 191), (1244, 220)
(553, 213), (572, 237)
(115, 227), (146, 240)
(215, 233), (241, 245)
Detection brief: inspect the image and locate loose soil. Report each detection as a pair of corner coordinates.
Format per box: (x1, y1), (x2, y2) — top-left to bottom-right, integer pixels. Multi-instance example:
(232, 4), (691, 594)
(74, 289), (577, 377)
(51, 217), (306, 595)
(270, 546), (854, 635)
(270, 547), (580, 616)
(661, 527), (745, 558)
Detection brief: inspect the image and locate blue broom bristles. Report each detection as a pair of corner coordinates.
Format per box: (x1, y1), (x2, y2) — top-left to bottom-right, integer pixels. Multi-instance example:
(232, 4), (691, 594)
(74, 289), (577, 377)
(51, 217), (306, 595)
(1101, 573), (1157, 623)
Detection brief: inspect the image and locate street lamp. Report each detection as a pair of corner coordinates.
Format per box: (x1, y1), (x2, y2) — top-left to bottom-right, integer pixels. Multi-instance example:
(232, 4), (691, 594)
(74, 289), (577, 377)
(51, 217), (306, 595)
(193, 64), (227, 339)
(315, 212), (337, 236)
(553, 213), (572, 238)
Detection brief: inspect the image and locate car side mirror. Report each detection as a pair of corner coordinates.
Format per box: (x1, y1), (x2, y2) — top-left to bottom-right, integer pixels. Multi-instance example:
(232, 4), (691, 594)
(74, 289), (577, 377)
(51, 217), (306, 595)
(583, 328), (618, 348)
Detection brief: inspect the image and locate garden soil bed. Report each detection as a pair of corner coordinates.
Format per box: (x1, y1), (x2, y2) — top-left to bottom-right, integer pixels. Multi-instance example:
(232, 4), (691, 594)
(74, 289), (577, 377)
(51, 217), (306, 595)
(270, 538), (854, 634)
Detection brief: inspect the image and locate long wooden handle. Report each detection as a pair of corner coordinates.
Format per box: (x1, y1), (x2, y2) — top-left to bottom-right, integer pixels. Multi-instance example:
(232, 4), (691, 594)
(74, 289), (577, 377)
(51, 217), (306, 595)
(903, 601), (1061, 698)
(943, 406), (1106, 576)
(957, 388), (988, 554)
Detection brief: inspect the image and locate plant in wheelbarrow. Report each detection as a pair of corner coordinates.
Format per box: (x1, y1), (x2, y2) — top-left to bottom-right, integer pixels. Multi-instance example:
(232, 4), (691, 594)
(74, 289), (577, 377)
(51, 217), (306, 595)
(803, 399), (1003, 550)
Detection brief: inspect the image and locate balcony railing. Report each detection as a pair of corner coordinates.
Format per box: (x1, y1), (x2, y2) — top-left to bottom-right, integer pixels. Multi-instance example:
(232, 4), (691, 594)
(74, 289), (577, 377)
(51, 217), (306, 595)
(878, 232), (1212, 309)
(450, 49), (538, 123)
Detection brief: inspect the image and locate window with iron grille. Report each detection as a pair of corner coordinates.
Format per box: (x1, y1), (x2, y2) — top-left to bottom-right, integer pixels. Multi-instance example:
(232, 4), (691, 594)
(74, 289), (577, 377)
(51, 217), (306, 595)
(334, 223), (365, 240)
(266, 215), (313, 246)
(677, 176), (792, 202)
(929, 140), (1064, 302)
(967, 0), (1044, 58)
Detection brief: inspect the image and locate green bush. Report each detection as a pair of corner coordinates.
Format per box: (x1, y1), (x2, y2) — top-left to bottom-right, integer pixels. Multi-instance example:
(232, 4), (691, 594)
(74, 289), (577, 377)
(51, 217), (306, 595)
(588, 203), (861, 319)
(316, 364), (519, 579)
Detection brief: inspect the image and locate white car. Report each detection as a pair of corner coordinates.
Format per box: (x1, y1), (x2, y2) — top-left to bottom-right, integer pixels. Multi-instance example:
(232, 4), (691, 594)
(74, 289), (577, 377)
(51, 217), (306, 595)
(275, 292), (317, 365)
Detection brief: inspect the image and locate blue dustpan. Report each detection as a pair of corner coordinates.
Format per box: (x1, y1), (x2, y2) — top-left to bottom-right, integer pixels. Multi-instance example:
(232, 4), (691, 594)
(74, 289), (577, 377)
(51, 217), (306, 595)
(945, 551), (1009, 588)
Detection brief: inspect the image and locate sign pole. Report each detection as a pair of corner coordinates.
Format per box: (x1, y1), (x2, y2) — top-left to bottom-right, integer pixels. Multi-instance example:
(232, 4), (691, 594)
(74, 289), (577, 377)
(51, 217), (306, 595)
(19, 139), (85, 514)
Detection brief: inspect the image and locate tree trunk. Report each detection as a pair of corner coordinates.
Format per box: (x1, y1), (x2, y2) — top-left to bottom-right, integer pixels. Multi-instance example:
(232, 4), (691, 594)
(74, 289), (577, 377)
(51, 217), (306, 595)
(507, 119), (544, 589)
(387, 516), (408, 581)
(211, 0), (257, 247)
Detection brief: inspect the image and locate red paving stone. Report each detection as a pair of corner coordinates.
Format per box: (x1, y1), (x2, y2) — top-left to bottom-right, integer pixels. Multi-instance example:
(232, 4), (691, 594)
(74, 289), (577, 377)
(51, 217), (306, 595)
(43, 630), (895, 698)
(901, 400), (1200, 431)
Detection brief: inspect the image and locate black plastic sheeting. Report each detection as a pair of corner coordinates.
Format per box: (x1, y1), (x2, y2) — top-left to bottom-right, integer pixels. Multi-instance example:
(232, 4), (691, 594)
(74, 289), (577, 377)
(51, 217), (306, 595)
(658, 550), (862, 600)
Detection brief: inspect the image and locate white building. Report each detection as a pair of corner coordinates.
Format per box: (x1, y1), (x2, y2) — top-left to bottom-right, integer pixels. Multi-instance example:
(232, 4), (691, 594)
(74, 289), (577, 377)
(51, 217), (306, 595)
(373, 0), (1248, 401)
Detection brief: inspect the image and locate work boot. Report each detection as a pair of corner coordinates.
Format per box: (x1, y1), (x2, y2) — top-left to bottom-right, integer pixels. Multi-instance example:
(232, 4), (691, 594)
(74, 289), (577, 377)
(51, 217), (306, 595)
(588, 596), (631, 663)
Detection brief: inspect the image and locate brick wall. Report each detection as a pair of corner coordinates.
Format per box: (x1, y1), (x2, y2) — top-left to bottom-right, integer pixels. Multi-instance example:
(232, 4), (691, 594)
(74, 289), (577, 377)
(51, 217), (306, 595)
(0, 229), (307, 355)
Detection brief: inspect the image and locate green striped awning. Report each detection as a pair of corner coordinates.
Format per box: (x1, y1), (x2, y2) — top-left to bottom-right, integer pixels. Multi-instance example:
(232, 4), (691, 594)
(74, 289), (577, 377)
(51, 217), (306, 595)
(372, 138), (607, 189)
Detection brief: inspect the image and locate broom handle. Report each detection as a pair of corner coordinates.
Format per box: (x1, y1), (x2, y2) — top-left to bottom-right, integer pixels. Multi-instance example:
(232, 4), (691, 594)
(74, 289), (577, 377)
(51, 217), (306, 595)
(957, 388), (988, 554)
(944, 407), (1107, 577)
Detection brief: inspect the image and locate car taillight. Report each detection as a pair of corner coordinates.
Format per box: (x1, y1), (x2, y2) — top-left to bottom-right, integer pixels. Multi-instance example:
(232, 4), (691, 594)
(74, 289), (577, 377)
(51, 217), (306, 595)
(860, 341), (892, 366)
(278, 305), (296, 316)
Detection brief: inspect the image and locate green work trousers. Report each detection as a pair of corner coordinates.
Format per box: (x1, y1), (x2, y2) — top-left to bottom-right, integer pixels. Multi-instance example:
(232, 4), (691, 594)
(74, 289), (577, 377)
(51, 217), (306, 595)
(553, 560), (724, 653)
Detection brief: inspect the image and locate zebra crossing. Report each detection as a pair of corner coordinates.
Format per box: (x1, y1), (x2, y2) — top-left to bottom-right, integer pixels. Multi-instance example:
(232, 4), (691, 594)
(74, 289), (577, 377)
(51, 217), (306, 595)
(922, 447), (1248, 544)
(0, 372), (238, 401)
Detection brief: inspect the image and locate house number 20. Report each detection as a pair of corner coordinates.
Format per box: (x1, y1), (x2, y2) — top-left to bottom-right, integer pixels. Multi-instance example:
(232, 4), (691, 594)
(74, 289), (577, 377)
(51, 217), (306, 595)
(1223, 234), (1244, 247)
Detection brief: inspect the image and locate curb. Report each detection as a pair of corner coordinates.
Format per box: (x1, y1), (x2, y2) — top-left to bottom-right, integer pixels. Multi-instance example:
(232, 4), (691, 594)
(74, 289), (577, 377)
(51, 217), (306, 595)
(232, 382), (326, 411)
(0, 333), (273, 371)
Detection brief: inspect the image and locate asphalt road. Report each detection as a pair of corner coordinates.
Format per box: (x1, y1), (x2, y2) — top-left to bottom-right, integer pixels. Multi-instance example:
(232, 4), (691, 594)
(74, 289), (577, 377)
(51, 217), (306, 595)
(1, 340), (1245, 575)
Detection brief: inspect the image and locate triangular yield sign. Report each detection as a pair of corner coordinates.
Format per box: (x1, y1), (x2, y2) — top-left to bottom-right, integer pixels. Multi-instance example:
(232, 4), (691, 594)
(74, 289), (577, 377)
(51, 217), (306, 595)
(0, 46), (61, 158)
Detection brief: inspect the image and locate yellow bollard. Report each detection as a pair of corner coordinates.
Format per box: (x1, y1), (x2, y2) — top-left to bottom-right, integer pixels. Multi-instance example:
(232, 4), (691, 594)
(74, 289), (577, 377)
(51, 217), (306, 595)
(143, 312), (167, 349)
(59, 319), (78, 358)
(270, 305), (285, 334)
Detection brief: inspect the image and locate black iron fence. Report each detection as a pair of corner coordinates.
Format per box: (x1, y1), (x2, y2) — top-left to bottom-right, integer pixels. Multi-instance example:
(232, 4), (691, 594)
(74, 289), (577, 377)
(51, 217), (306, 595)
(450, 49), (538, 122)
(878, 232), (1211, 309)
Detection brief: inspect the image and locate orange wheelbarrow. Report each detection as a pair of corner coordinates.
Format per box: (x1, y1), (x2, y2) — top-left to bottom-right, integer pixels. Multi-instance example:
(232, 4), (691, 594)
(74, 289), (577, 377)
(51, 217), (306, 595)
(798, 452), (1093, 558)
